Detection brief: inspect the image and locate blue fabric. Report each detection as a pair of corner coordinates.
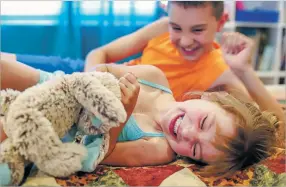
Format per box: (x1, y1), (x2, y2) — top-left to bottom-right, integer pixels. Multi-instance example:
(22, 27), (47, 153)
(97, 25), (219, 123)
(91, 117), (103, 129)
(61, 124), (78, 143)
(54, 1), (82, 59)
(0, 163), (12, 185)
(16, 54), (84, 74)
(81, 134), (103, 172)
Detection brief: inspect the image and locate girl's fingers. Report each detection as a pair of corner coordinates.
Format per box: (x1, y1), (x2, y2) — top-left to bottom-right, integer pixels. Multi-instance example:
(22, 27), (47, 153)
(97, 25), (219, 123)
(119, 82), (128, 97)
(119, 76), (133, 89)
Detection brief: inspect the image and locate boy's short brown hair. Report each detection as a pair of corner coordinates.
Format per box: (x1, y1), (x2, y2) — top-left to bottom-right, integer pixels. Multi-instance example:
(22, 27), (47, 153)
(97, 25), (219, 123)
(169, 1), (224, 20)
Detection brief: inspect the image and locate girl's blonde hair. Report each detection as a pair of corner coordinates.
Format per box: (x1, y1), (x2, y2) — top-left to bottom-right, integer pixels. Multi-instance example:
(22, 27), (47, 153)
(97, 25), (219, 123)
(182, 91), (280, 177)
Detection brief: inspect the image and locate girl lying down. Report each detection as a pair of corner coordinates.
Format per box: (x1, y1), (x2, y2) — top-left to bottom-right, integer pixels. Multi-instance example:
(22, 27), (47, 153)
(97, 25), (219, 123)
(0, 57), (283, 181)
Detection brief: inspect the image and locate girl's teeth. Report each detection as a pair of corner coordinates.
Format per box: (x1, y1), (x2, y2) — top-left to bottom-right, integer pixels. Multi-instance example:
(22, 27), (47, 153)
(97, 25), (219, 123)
(174, 116), (183, 136)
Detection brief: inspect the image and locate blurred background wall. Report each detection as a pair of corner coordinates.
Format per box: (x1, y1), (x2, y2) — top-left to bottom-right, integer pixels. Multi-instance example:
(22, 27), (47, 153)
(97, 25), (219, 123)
(0, 0), (285, 86)
(1, 1), (165, 62)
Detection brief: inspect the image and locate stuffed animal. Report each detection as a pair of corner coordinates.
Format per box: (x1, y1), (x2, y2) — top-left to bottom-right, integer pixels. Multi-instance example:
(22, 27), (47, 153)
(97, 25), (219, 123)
(0, 71), (127, 186)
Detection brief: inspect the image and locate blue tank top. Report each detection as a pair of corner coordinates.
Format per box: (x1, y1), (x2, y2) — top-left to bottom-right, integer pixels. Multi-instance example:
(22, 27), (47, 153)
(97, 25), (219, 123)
(117, 79), (172, 142)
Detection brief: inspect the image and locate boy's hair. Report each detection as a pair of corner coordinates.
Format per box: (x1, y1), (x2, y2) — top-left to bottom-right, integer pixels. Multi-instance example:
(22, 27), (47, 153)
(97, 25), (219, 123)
(183, 91), (280, 177)
(168, 1), (224, 20)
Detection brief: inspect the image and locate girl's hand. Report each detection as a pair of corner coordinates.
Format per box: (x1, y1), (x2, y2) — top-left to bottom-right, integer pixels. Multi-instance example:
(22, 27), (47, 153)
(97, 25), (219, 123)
(221, 32), (255, 75)
(119, 72), (140, 116)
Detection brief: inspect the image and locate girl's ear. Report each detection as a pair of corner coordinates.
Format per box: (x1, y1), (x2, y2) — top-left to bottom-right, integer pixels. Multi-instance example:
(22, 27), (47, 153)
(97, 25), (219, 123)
(201, 91), (229, 101)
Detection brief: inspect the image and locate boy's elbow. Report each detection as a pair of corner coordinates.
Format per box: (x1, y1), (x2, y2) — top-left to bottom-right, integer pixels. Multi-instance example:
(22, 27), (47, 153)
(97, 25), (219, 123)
(86, 48), (103, 60)
(85, 48), (107, 70)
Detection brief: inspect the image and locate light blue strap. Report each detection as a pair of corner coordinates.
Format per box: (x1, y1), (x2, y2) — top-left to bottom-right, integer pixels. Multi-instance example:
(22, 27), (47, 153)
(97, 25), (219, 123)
(144, 132), (165, 137)
(138, 79), (172, 94)
(37, 69), (65, 84)
(0, 163), (11, 186)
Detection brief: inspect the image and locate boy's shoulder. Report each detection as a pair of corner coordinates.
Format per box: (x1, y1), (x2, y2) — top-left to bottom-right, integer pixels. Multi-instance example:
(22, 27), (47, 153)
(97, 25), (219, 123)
(147, 32), (170, 46)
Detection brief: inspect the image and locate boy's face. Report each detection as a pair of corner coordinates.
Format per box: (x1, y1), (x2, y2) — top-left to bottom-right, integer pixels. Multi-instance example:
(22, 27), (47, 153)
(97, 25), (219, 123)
(168, 3), (225, 61)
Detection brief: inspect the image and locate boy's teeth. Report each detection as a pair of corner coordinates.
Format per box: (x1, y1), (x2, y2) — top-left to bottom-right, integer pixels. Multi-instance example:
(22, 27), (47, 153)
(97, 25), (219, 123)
(174, 116), (183, 135)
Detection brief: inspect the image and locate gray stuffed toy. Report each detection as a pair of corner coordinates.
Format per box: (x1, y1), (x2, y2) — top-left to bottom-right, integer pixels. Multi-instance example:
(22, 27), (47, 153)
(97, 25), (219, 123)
(0, 71), (127, 186)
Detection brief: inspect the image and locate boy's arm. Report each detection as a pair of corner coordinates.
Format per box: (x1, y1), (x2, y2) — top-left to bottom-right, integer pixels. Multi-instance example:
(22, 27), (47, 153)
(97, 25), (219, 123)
(102, 138), (175, 167)
(210, 68), (249, 97)
(221, 32), (285, 135)
(84, 17), (169, 71)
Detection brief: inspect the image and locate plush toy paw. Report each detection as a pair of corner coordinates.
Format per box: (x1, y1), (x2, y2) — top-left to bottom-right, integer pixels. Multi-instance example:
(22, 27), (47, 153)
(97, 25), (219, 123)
(35, 142), (87, 177)
(68, 72), (127, 133)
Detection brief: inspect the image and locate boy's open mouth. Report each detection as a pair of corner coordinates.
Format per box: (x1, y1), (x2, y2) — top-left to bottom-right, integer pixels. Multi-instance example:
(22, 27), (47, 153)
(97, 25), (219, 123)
(181, 46), (200, 56)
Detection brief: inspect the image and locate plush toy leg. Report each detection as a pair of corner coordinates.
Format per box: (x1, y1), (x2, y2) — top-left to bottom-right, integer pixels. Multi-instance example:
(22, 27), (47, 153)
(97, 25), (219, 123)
(8, 111), (87, 178)
(0, 138), (25, 186)
(68, 73), (127, 131)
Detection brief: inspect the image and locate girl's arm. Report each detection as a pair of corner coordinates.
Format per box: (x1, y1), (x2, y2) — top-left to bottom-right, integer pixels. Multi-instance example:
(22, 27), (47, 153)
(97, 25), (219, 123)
(102, 138), (175, 167)
(0, 59), (40, 91)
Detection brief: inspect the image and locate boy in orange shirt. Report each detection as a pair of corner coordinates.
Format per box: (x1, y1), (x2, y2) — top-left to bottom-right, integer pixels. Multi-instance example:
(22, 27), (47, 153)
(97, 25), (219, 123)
(85, 1), (248, 101)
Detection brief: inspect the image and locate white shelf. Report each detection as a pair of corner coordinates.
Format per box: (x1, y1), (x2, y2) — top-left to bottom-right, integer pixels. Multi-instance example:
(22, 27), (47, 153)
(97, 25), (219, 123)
(278, 71), (286, 77)
(235, 22), (278, 28)
(257, 71), (286, 77)
(225, 0), (285, 85)
(225, 21), (280, 29)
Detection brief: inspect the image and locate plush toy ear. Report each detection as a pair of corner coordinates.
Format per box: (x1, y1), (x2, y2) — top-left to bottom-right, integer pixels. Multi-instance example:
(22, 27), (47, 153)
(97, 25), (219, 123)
(0, 89), (21, 137)
(87, 72), (122, 100)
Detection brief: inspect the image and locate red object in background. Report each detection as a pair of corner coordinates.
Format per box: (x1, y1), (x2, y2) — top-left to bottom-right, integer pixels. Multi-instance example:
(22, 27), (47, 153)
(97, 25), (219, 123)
(236, 1), (245, 10)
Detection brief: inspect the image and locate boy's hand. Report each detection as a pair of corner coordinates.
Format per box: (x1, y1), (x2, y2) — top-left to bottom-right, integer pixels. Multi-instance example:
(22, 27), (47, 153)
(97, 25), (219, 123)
(221, 32), (254, 74)
(119, 72), (140, 117)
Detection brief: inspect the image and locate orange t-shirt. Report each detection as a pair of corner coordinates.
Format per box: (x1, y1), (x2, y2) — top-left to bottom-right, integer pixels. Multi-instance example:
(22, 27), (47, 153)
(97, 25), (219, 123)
(126, 32), (229, 101)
